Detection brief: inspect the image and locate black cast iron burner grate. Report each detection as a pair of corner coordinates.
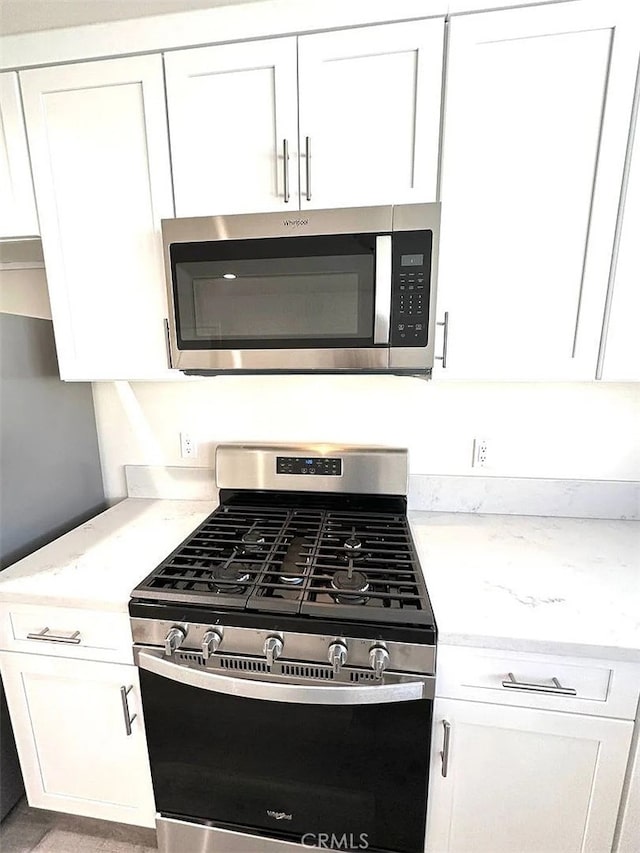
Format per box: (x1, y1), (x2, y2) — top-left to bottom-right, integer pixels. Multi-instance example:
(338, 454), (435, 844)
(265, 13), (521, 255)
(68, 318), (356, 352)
(133, 504), (432, 625)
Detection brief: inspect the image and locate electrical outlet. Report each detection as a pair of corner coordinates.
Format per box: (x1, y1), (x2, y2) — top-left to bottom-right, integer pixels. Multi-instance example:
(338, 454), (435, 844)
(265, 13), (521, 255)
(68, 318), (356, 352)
(180, 432), (197, 459)
(472, 437), (489, 468)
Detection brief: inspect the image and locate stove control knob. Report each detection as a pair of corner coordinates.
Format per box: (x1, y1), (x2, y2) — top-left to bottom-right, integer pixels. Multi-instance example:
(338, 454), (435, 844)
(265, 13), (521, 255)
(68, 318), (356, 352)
(164, 626), (186, 657)
(264, 635), (283, 667)
(202, 629), (223, 661)
(369, 645), (390, 678)
(328, 641), (348, 675)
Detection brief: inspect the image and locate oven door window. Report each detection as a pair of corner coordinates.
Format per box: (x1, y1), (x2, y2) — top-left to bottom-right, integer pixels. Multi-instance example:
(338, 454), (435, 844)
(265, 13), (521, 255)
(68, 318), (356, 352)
(170, 234), (380, 349)
(140, 669), (431, 853)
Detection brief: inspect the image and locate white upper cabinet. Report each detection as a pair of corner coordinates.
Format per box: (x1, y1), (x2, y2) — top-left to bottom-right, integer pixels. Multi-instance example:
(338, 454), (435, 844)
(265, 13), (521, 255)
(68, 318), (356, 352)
(0, 72), (39, 238)
(165, 38), (299, 218)
(600, 65), (640, 381)
(435, 2), (638, 380)
(20, 56), (175, 381)
(427, 698), (634, 853)
(298, 20), (444, 210)
(167, 20), (444, 216)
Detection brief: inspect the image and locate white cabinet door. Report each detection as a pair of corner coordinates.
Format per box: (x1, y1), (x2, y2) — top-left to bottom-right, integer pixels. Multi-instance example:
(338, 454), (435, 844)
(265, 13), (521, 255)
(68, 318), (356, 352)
(20, 56), (176, 381)
(0, 652), (155, 827)
(600, 65), (640, 381)
(165, 38), (299, 217)
(436, 2), (638, 380)
(0, 72), (38, 238)
(426, 699), (633, 853)
(298, 20), (444, 210)
(616, 730), (640, 853)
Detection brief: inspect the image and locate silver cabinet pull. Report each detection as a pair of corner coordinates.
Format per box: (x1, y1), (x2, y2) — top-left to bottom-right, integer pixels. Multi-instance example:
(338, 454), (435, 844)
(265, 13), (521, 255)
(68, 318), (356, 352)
(305, 135), (311, 201)
(163, 318), (173, 369)
(26, 627), (81, 644)
(120, 685), (137, 736)
(440, 720), (451, 777)
(502, 672), (577, 697)
(435, 311), (449, 368)
(283, 138), (290, 203)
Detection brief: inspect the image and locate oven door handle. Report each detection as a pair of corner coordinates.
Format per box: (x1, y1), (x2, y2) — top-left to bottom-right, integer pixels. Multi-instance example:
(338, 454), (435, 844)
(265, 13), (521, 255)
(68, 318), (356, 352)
(136, 650), (432, 705)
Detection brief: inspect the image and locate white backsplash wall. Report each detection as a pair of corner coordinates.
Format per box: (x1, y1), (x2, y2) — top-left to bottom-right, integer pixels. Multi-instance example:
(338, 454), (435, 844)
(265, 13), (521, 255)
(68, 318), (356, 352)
(91, 377), (640, 501)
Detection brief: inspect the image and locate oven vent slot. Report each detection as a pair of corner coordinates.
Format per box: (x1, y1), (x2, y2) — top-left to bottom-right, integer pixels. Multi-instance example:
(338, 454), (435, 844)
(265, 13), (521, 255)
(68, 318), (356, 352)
(281, 664), (334, 680)
(349, 671), (377, 682)
(219, 656), (269, 673)
(176, 653), (205, 667)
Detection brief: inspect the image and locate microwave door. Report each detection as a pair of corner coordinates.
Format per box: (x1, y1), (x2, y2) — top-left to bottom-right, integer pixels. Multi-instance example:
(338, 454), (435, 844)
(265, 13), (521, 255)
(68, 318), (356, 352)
(373, 235), (392, 344)
(169, 234), (380, 353)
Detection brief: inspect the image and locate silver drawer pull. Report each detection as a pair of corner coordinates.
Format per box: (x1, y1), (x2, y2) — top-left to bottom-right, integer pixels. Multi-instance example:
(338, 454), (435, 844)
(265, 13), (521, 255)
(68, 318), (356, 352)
(26, 627), (81, 644)
(440, 720), (451, 777)
(502, 672), (577, 696)
(120, 685), (137, 736)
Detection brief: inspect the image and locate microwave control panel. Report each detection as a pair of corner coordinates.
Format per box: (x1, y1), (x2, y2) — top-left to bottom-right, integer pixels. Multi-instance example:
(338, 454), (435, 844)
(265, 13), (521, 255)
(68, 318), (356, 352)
(390, 231), (432, 347)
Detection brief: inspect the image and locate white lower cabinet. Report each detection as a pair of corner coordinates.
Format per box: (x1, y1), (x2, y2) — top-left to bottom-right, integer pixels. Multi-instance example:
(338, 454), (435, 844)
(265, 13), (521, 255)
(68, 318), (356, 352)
(426, 698), (633, 853)
(0, 651), (155, 827)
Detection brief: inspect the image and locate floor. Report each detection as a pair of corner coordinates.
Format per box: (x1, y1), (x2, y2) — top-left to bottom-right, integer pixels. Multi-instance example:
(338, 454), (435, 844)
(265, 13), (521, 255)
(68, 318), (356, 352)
(0, 799), (157, 853)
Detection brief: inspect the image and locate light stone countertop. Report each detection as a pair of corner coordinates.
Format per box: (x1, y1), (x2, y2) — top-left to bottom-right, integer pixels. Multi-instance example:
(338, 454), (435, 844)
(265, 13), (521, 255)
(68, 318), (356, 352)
(0, 499), (216, 612)
(0, 499), (638, 662)
(409, 511), (640, 662)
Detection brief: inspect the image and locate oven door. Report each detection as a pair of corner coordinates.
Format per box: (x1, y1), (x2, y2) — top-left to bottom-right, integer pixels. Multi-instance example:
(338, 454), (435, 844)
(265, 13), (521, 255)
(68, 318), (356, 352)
(137, 650), (434, 853)
(165, 230), (392, 372)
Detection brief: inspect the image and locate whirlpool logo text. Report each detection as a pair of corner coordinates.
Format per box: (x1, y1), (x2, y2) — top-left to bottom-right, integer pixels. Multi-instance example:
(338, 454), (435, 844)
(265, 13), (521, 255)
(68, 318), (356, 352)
(283, 218), (309, 227)
(266, 810), (293, 821)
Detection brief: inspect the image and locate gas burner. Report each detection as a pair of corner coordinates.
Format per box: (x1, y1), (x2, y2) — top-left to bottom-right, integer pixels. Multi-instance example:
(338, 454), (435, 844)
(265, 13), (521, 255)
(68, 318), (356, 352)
(208, 561), (252, 594)
(331, 568), (370, 605)
(343, 536), (362, 552)
(241, 529), (266, 551)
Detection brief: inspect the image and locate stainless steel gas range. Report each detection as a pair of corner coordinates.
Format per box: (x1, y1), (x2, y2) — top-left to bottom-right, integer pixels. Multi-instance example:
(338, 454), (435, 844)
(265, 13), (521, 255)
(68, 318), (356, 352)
(129, 445), (437, 853)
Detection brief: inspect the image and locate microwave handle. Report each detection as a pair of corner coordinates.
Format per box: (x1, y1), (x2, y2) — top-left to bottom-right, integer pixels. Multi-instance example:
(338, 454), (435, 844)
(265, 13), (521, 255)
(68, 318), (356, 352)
(163, 318), (173, 369)
(374, 235), (392, 344)
(136, 649), (431, 705)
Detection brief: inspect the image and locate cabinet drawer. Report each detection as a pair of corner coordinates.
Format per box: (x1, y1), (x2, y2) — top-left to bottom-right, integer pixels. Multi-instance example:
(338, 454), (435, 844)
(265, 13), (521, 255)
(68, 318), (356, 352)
(436, 645), (640, 720)
(0, 603), (133, 663)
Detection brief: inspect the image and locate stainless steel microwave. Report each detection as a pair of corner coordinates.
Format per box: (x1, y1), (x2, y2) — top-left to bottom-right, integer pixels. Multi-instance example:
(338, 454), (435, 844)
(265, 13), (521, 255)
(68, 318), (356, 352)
(161, 203), (440, 375)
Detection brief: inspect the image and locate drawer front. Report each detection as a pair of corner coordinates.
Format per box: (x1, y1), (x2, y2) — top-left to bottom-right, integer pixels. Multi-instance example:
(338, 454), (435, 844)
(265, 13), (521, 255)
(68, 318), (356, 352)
(436, 645), (640, 720)
(0, 603), (133, 663)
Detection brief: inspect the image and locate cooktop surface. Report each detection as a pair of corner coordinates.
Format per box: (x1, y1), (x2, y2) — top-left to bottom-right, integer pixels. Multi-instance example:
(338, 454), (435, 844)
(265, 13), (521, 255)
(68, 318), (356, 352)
(131, 490), (435, 629)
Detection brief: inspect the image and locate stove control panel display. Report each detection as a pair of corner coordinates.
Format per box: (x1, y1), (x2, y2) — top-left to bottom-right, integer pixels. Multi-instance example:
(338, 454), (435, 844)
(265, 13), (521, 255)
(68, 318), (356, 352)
(277, 456), (342, 476)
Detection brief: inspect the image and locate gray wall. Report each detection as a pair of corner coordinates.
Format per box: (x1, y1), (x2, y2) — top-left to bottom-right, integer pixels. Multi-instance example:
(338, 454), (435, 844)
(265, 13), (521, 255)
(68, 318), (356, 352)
(0, 313), (106, 819)
(0, 313), (105, 567)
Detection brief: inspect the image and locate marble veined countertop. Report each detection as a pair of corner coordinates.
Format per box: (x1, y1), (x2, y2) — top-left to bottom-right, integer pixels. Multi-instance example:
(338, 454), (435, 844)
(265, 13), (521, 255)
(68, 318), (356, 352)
(0, 499), (637, 661)
(410, 511), (640, 661)
(0, 499), (216, 612)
